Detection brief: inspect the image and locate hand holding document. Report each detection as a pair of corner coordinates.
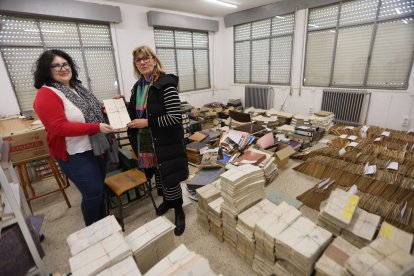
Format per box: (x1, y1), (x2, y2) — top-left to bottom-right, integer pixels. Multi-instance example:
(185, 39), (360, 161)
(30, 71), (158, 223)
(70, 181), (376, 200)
(103, 99), (131, 129)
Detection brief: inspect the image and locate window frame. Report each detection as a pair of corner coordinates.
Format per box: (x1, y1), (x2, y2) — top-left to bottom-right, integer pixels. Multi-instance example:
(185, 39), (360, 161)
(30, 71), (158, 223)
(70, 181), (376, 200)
(303, 0), (414, 90)
(0, 14), (120, 112)
(153, 27), (211, 93)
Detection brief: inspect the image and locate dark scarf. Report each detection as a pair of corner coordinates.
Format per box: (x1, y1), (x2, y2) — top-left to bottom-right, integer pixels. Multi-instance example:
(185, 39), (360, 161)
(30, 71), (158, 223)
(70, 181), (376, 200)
(50, 81), (119, 163)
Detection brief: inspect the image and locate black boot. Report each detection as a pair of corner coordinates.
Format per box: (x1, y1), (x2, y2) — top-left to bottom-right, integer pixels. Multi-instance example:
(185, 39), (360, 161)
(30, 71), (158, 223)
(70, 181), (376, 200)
(174, 206), (185, 236)
(156, 202), (169, 216)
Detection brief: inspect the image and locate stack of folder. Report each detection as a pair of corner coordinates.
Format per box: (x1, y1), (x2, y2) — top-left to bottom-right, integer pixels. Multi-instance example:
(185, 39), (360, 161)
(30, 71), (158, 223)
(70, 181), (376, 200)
(317, 189), (359, 236)
(125, 216), (175, 273)
(235, 199), (278, 265)
(251, 114), (279, 130)
(96, 256), (141, 276)
(311, 111), (334, 131)
(341, 208), (381, 248)
(67, 215), (122, 256)
(221, 205), (239, 248)
(186, 141), (207, 164)
(275, 217), (333, 276)
(232, 149), (267, 167)
(207, 197), (224, 241)
(344, 238), (414, 276)
(69, 232), (132, 276)
(266, 109), (293, 126)
(196, 180), (221, 231)
(377, 221), (414, 253)
(253, 201), (302, 272)
(314, 237), (359, 276)
(291, 114), (311, 127)
(145, 244), (217, 276)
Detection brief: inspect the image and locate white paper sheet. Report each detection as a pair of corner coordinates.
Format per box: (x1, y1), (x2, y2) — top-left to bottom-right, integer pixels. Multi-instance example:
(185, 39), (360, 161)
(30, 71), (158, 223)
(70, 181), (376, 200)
(103, 99), (131, 129)
(386, 161), (398, 171)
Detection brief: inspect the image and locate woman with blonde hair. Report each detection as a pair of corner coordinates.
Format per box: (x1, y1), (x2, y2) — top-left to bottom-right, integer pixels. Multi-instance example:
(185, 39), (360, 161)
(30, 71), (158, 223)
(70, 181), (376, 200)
(126, 45), (188, 236)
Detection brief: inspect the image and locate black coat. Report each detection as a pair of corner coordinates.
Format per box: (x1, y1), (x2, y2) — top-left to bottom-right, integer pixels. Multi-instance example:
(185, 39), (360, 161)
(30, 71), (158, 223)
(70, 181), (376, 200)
(127, 74), (188, 188)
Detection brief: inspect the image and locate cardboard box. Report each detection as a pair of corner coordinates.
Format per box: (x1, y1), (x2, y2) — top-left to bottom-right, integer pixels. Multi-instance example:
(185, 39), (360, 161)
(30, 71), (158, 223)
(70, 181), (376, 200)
(274, 143), (296, 168)
(4, 129), (49, 163)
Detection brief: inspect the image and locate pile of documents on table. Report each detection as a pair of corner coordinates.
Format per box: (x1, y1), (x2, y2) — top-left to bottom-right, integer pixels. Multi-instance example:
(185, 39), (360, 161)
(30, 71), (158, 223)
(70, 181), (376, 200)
(67, 215), (136, 276)
(252, 201), (302, 275)
(314, 237), (359, 276)
(317, 188), (359, 236)
(341, 208), (381, 248)
(275, 217), (332, 276)
(196, 180), (221, 231)
(344, 238), (414, 276)
(235, 199), (278, 265)
(145, 244), (217, 276)
(311, 110), (334, 130)
(266, 109), (293, 126)
(220, 164), (265, 247)
(208, 197), (224, 241)
(125, 216), (175, 273)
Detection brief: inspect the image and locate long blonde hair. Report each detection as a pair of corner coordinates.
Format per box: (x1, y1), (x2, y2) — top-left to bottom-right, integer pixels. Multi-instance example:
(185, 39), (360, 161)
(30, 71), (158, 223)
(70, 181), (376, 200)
(132, 45), (165, 79)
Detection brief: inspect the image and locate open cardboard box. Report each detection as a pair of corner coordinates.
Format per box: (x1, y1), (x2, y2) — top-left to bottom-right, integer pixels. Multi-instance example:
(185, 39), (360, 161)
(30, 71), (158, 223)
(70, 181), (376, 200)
(274, 143), (296, 168)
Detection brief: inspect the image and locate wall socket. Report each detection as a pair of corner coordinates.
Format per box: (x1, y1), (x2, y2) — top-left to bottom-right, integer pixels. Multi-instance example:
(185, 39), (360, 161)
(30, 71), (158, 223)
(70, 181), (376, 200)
(402, 116), (410, 127)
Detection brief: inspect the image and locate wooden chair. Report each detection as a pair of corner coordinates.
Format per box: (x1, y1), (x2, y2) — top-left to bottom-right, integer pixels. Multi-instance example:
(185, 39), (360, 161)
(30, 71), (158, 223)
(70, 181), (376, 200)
(105, 168), (156, 231)
(228, 110), (266, 135)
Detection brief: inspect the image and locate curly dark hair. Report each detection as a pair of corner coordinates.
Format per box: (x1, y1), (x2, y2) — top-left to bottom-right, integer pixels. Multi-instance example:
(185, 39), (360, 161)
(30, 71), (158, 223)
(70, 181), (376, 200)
(33, 49), (80, 89)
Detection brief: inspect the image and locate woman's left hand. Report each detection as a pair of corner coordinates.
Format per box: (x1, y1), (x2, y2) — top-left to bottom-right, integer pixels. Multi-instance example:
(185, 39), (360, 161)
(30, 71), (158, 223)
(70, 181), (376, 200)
(127, 119), (148, 129)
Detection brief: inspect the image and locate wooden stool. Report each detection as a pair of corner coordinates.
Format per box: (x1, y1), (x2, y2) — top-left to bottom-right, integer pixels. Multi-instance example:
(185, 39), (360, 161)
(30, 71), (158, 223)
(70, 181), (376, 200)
(104, 169), (156, 231)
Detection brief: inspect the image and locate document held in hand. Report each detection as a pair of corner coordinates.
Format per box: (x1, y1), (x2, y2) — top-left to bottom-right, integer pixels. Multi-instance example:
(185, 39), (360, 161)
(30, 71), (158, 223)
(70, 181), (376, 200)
(103, 98), (131, 129)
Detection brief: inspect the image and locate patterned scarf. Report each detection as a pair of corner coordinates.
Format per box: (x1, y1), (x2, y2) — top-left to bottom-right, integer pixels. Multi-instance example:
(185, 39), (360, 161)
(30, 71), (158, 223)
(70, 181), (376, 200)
(135, 76), (157, 169)
(50, 81), (119, 162)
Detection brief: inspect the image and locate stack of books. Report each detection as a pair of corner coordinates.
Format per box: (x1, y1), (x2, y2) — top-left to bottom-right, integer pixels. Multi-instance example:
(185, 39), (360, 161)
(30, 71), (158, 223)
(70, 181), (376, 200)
(311, 110), (334, 131)
(96, 257), (141, 276)
(196, 181), (221, 231)
(291, 114), (311, 127)
(344, 238), (414, 276)
(125, 216), (175, 273)
(317, 189), (359, 236)
(341, 208), (381, 248)
(186, 141), (207, 164)
(314, 237), (359, 276)
(235, 199), (278, 265)
(208, 197), (224, 241)
(275, 217), (332, 276)
(252, 114), (279, 130)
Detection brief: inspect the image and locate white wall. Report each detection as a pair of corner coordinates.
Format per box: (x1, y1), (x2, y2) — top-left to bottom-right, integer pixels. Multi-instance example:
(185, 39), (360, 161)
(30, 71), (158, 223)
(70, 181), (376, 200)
(1, 1), (413, 130)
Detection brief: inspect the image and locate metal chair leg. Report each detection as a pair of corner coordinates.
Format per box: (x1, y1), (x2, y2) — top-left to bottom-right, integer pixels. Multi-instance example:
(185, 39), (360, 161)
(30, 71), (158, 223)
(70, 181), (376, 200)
(146, 180), (157, 212)
(116, 196), (124, 231)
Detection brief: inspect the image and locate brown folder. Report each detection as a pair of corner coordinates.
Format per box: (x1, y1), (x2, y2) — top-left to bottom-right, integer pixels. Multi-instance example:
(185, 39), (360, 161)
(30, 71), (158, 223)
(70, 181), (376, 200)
(233, 150), (266, 166)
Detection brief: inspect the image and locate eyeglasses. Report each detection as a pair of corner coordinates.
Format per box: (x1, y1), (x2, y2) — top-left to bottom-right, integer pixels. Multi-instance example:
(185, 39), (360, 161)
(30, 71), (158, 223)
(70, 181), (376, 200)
(134, 56), (151, 64)
(51, 62), (71, 72)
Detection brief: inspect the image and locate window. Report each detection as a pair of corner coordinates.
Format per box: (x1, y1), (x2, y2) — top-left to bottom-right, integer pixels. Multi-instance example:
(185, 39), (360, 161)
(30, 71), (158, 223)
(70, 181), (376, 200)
(304, 0), (414, 89)
(154, 28), (210, 92)
(0, 15), (119, 112)
(234, 14), (295, 85)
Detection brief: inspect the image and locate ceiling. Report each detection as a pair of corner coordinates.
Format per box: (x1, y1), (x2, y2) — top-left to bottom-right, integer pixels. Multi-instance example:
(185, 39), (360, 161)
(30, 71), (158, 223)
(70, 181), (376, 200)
(101, 0), (283, 17)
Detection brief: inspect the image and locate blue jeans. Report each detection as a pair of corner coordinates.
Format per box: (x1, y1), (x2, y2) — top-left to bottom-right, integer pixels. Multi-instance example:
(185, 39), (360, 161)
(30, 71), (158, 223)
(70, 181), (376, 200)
(56, 150), (107, 226)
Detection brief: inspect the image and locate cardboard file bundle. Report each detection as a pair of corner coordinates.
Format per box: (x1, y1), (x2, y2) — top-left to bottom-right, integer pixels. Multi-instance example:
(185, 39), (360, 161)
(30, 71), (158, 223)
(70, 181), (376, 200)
(314, 237), (359, 276)
(377, 221), (414, 253)
(196, 180), (221, 231)
(208, 197), (224, 241)
(125, 216), (175, 273)
(67, 215), (122, 256)
(69, 232), (132, 276)
(145, 244), (217, 276)
(96, 256), (141, 276)
(344, 238), (414, 276)
(275, 217), (332, 276)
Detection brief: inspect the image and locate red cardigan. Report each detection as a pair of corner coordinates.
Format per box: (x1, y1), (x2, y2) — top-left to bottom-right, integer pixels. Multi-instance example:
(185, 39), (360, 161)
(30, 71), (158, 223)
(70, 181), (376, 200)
(33, 87), (101, 161)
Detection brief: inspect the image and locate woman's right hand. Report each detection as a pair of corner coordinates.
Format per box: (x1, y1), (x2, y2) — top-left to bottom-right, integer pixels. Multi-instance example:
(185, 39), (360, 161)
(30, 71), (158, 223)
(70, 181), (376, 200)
(99, 123), (115, 133)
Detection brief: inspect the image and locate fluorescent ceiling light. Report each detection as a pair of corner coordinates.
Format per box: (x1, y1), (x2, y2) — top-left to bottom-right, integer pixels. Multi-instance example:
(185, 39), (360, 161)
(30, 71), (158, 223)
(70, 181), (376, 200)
(208, 0), (238, 8)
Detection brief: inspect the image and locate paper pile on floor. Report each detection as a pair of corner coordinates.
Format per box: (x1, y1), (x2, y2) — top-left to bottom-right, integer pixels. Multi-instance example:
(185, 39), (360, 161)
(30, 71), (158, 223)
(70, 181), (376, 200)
(144, 244), (217, 276)
(377, 221), (414, 253)
(208, 197), (224, 241)
(318, 188), (359, 236)
(344, 238), (414, 276)
(196, 180), (221, 231)
(125, 216), (175, 273)
(314, 236), (358, 276)
(275, 217), (332, 276)
(96, 256), (141, 276)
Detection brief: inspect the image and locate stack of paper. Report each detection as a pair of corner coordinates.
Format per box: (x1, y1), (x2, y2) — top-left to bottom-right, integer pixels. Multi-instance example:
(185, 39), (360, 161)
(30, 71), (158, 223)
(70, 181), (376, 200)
(208, 197), (224, 242)
(221, 205), (239, 248)
(252, 114), (279, 130)
(344, 238), (414, 276)
(314, 237), (359, 276)
(341, 208), (381, 248)
(291, 114), (311, 127)
(275, 217), (332, 276)
(96, 256), (141, 276)
(67, 215), (122, 256)
(196, 180), (221, 231)
(377, 221), (414, 253)
(311, 111), (334, 131)
(266, 109), (293, 126)
(69, 232), (132, 276)
(125, 216), (175, 273)
(254, 202), (302, 264)
(245, 147), (278, 184)
(145, 244), (217, 276)
(236, 199), (278, 265)
(318, 189), (359, 236)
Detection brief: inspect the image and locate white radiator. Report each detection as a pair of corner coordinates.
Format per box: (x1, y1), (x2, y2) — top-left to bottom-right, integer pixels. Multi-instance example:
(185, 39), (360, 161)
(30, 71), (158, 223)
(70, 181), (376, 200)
(245, 86), (274, 109)
(321, 89), (371, 125)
